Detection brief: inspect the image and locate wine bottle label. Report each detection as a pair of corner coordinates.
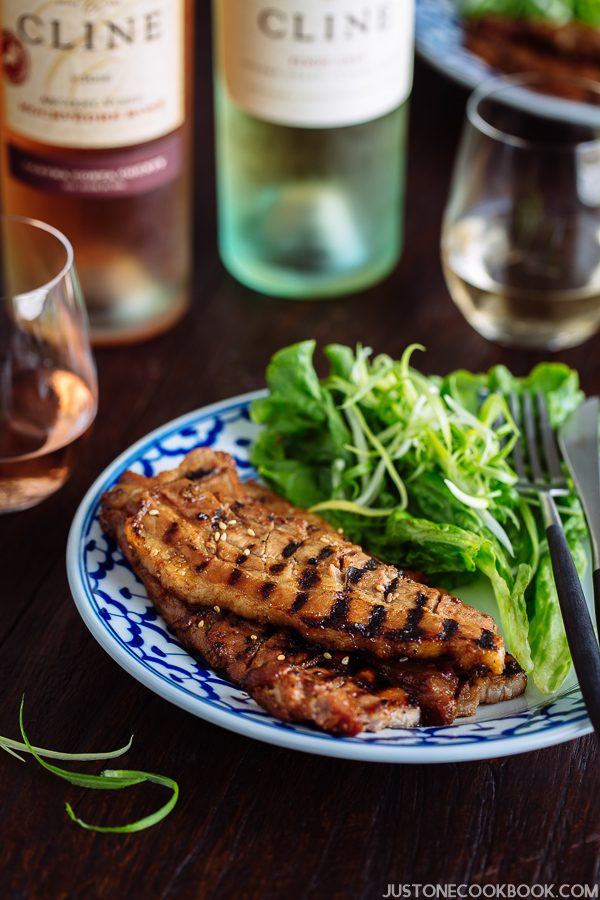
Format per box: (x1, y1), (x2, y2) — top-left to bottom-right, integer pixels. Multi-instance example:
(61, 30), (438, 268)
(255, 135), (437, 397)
(1, 0), (185, 149)
(215, 0), (415, 129)
(8, 135), (183, 198)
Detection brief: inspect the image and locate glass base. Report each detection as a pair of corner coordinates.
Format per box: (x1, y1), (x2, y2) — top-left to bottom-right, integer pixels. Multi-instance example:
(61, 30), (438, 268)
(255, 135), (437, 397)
(89, 291), (188, 347)
(221, 245), (399, 299)
(0, 472), (67, 513)
(78, 245), (189, 345)
(460, 304), (600, 351)
(219, 180), (400, 299)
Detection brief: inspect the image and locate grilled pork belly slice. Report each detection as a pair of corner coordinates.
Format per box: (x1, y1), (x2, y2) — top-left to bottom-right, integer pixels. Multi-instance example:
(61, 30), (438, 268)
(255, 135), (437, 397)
(102, 454), (526, 734)
(104, 519), (420, 735)
(456, 656), (527, 720)
(102, 502), (522, 734)
(154, 584), (523, 732)
(382, 656), (526, 726)
(101, 450), (505, 674)
(464, 18), (600, 98)
(159, 589), (523, 732)
(103, 449), (504, 674)
(161, 597), (421, 736)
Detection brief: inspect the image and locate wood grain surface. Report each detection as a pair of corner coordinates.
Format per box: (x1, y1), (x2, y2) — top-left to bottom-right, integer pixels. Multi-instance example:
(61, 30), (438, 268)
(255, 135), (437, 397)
(1, 8), (598, 899)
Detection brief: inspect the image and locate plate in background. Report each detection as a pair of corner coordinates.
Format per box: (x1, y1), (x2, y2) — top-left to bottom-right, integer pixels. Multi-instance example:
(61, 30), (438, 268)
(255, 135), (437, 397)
(416, 0), (600, 128)
(67, 391), (592, 764)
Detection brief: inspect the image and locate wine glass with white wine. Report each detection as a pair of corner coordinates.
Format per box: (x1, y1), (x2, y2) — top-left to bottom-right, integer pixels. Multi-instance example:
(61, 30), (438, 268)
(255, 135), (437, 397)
(0, 216), (98, 513)
(442, 73), (600, 350)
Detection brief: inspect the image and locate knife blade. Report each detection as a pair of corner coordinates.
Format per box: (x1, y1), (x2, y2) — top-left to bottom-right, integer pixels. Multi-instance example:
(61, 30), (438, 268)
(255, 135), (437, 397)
(559, 396), (600, 628)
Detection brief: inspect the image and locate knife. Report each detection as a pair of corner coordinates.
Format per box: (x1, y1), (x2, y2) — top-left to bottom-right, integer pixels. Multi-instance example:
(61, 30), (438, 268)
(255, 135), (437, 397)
(559, 397), (600, 631)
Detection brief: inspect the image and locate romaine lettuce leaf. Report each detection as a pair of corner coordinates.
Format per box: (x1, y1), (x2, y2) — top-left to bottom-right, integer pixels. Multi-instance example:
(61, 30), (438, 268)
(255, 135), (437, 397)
(576, 0), (600, 25)
(251, 340), (329, 435)
(251, 343), (587, 691)
(380, 510), (483, 574)
(528, 514), (588, 692)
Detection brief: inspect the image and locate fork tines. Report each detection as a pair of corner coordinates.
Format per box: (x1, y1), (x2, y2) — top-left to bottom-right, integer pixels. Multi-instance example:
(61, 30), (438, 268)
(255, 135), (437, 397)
(509, 391), (567, 492)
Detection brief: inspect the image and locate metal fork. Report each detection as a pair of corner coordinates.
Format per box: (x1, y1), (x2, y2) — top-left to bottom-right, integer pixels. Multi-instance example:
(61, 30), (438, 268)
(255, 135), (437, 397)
(509, 391), (600, 736)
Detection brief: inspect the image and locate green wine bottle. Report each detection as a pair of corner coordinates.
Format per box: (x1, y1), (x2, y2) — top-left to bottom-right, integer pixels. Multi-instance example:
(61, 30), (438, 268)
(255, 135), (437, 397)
(213, 0), (415, 299)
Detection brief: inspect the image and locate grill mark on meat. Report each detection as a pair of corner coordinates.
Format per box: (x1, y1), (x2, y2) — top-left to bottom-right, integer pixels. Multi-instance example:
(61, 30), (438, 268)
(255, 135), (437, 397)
(299, 592), (353, 633)
(187, 467), (216, 481)
(347, 566), (365, 584)
(228, 568), (243, 586)
(477, 628), (496, 650)
(367, 604), (387, 637)
(504, 655), (522, 676)
(317, 546), (334, 563)
(292, 592), (309, 613)
(261, 582), (276, 600)
(298, 569), (320, 591)
(236, 554), (249, 566)
(195, 561), (209, 573)
(164, 521), (179, 544)
(388, 607), (425, 642)
(364, 559), (381, 572)
(416, 592), (428, 607)
(269, 562), (286, 575)
(325, 592), (350, 627)
(352, 623), (371, 638)
(282, 541), (303, 559)
(384, 575), (399, 600)
(441, 618), (459, 640)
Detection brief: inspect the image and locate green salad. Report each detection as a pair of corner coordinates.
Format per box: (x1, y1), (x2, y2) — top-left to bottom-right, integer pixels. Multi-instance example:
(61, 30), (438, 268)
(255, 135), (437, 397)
(460, 0), (600, 27)
(251, 341), (587, 693)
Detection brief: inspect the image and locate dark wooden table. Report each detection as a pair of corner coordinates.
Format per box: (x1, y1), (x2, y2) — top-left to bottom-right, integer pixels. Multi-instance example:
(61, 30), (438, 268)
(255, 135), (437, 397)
(2, 13), (599, 900)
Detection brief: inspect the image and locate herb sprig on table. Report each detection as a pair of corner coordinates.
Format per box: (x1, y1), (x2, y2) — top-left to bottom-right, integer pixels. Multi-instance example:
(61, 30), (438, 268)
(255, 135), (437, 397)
(1, 698), (178, 833)
(251, 341), (587, 693)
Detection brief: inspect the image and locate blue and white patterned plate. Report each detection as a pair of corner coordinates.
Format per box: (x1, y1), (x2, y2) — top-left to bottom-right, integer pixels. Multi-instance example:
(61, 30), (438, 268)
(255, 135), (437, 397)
(67, 392), (593, 763)
(416, 0), (600, 127)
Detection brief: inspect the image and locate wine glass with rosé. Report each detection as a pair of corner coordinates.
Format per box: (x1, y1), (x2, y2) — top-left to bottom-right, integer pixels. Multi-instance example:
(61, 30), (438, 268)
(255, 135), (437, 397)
(0, 215), (98, 513)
